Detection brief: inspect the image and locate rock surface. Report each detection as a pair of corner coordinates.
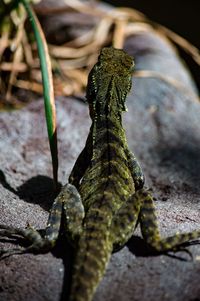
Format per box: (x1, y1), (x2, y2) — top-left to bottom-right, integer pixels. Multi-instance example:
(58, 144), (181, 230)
(1, 31), (200, 301)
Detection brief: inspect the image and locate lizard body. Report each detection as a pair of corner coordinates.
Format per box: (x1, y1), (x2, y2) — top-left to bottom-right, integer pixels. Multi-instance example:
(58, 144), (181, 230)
(1, 47), (200, 301)
(68, 48), (144, 300)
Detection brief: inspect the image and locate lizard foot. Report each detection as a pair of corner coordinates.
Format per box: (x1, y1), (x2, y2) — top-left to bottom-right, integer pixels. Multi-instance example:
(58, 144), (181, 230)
(0, 224), (54, 258)
(165, 246), (193, 261)
(171, 244), (195, 260)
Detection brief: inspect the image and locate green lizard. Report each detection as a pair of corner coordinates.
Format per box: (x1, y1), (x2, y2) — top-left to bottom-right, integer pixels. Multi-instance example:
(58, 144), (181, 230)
(1, 47), (200, 301)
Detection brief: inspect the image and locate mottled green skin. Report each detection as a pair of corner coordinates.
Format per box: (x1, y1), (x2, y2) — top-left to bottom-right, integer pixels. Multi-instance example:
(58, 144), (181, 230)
(1, 47), (200, 301)
(68, 48), (144, 300)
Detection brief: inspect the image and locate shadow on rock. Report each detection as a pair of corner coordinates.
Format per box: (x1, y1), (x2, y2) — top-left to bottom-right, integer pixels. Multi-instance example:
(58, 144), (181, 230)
(48, 233), (74, 301)
(0, 171), (61, 211)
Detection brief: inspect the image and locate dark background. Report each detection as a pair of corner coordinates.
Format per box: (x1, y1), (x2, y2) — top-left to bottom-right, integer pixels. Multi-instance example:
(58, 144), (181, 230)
(103, 0), (200, 91)
(104, 0), (200, 48)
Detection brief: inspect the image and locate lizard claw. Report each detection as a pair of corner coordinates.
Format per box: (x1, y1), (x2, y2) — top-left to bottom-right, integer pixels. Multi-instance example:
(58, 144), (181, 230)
(0, 224), (26, 240)
(0, 223), (56, 257)
(0, 224), (31, 259)
(169, 245), (194, 261)
(0, 247), (26, 260)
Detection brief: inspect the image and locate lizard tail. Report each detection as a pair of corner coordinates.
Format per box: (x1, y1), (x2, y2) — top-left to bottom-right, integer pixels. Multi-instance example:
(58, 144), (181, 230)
(69, 210), (113, 301)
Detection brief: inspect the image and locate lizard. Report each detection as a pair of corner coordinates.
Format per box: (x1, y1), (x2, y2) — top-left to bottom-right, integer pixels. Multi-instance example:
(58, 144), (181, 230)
(1, 47), (200, 301)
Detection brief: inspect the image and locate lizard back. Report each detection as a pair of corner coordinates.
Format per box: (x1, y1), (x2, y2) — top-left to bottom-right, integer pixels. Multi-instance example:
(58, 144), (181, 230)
(69, 47), (136, 301)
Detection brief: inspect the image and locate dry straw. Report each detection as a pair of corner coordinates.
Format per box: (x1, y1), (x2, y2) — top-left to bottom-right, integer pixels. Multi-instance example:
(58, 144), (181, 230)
(0, 0), (199, 105)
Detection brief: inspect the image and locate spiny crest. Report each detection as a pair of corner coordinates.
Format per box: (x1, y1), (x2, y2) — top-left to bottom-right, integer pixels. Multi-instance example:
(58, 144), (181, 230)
(86, 47), (134, 118)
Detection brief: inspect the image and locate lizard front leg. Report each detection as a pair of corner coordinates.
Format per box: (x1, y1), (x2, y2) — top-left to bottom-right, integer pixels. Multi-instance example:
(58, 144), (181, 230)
(138, 189), (200, 253)
(0, 184), (84, 257)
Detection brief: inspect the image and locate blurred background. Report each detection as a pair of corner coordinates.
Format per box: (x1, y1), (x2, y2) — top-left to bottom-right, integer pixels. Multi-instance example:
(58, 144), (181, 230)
(1, 0), (199, 107)
(104, 0), (200, 90)
(104, 0), (200, 48)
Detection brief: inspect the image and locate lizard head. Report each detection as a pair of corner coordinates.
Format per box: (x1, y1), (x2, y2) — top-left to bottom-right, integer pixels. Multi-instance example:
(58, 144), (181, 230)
(86, 47), (134, 119)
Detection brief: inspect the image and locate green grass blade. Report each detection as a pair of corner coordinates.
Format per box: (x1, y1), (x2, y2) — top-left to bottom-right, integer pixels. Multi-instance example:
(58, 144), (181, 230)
(19, 0), (58, 187)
